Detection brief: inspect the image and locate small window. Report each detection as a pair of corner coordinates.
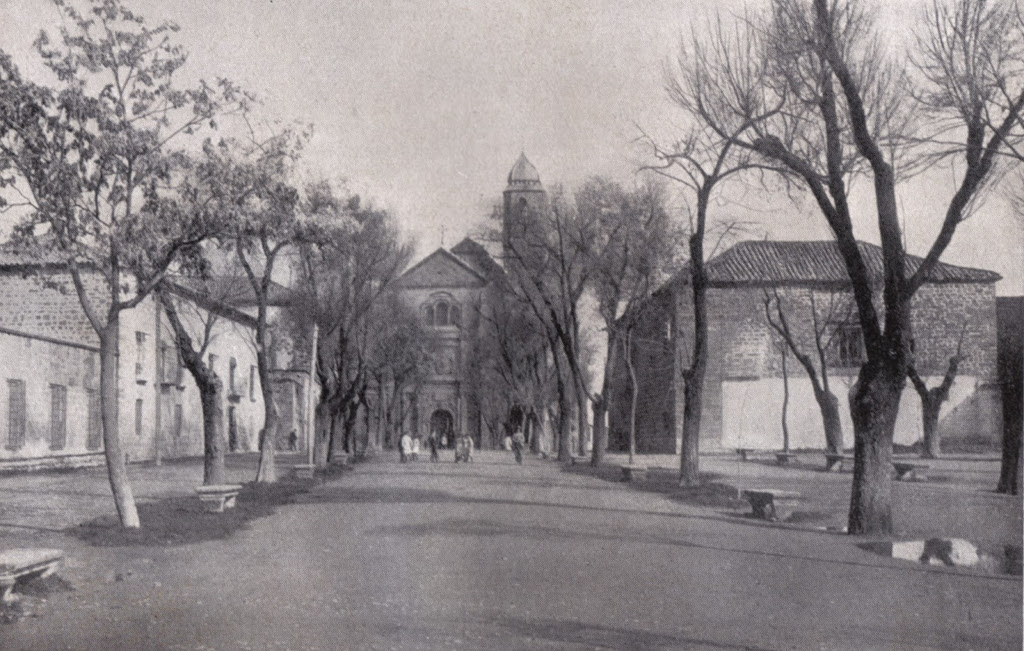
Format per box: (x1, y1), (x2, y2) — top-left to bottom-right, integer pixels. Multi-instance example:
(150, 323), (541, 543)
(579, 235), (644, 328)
(86, 388), (102, 450)
(249, 365), (257, 401)
(425, 305), (435, 326)
(450, 305), (461, 327)
(49, 384), (67, 450)
(229, 357), (238, 394)
(436, 301), (449, 326)
(208, 353), (216, 372)
(173, 404), (183, 439)
(829, 323), (865, 368)
(6, 379), (26, 450)
(135, 331), (147, 378)
(135, 398), (144, 438)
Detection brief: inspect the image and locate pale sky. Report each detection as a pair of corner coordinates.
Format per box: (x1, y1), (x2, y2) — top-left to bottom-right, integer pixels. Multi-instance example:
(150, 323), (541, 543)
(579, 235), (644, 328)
(1, 0), (1021, 294)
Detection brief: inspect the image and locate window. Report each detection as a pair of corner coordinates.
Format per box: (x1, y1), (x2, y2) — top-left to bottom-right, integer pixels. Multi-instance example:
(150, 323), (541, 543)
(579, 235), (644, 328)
(135, 331), (147, 379)
(249, 365), (257, 401)
(173, 404), (183, 439)
(135, 398), (144, 438)
(86, 388), (102, 450)
(829, 323), (865, 368)
(6, 379), (25, 450)
(208, 353), (216, 373)
(49, 384), (67, 450)
(229, 357), (238, 394)
(425, 297), (461, 328)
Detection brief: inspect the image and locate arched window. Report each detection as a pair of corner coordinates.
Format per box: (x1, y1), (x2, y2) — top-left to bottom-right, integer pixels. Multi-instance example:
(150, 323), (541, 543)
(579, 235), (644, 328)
(425, 296), (461, 329)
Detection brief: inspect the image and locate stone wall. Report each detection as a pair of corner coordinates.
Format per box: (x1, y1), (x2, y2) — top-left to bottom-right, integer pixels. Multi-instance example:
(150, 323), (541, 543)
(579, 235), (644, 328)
(609, 278), (1002, 453)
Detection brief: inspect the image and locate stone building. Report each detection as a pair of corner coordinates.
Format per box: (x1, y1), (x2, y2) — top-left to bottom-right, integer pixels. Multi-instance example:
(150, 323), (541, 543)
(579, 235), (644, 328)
(608, 240), (1003, 453)
(384, 153), (545, 450)
(0, 249), (302, 470)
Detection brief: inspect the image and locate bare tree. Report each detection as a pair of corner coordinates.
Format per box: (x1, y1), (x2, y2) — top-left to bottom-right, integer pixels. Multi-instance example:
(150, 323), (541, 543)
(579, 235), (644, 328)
(764, 288), (853, 455)
(681, 0), (1023, 533)
(0, 0), (239, 527)
(578, 177), (677, 466)
(907, 324), (967, 459)
(290, 185), (411, 465)
(648, 16), (784, 482)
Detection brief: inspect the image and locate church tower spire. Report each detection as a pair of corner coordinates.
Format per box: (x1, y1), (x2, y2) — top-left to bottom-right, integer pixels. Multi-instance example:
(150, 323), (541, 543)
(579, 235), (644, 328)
(502, 153), (547, 260)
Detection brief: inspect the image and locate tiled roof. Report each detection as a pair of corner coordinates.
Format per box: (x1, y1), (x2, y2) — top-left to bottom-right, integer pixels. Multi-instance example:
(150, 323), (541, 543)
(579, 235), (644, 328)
(450, 237), (505, 282)
(686, 240), (1001, 286)
(168, 275), (292, 308)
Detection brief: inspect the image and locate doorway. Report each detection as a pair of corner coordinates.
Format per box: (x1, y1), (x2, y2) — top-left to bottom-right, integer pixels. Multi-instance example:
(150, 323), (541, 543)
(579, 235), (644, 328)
(430, 409), (455, 449)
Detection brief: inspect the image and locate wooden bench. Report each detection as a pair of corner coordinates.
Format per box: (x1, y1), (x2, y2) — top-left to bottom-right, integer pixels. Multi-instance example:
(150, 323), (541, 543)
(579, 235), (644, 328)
(741, 489), (801, 522)
(620, 465), (648, 482)
(892, 461), (929, 481)
(736, 448), (754, 462)
(195, 484), (243, 512)
(775, 452), (798, 465)
(824, 453), (854, 472)
(0, 549), (64, 603)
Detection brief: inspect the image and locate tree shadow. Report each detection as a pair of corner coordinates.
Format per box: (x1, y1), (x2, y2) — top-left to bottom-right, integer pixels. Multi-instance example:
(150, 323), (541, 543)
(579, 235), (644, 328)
(494, 615), (772, 650)
(66, 480), (317, 547)
(562, 463), (748, 510)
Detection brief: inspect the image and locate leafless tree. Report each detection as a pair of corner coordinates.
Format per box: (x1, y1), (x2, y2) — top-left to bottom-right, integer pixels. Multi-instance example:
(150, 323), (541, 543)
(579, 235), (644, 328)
(764, 288), (854, 455)
(678, 0), (1023, 534)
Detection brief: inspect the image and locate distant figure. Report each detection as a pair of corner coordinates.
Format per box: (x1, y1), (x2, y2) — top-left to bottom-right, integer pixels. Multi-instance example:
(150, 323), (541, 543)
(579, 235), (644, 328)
(428, 430), (440, 462)
(512, 429), (525, 465)
(411, 436), (421, 461)
(503, 435), (513, 451)
(455, 436), (474, 463)
(288, 430), (298, 452)
(400, 432), (412, 463)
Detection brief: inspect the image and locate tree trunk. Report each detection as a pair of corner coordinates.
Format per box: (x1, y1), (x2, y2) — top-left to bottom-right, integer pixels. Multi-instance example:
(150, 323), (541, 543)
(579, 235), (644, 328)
(591, 398), (607, 467)
(781, 345), (790, 453)
(591, 334), (617, 467)
(680, 235), (708, 486)
(920, 395), (942, 459)
(847, 363), (904, 535)
(313, 399), (333, 467)
(815, 389), (844, 455)
(997, 335), (1022, 494)
(255, 344), (278, 483)
(626, 329), (639, 466)
(201, 378), (226, 485)
(99, 320), (140, 528)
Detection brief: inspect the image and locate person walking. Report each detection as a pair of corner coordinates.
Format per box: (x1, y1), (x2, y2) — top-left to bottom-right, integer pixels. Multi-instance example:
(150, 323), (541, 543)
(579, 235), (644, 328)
(511, 428), (525, 465)
(411, 435), (421, 461)
(400, 431), (412, 463)
(428, 429), (440, 462)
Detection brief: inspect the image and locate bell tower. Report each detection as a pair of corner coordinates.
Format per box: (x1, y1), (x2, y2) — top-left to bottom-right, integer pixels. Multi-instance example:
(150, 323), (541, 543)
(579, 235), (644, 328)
(502, 153), (547, 261)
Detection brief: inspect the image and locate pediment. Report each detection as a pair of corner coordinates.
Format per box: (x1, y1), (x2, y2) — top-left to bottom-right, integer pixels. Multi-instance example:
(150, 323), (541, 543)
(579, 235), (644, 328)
(395, 249), (487, 289)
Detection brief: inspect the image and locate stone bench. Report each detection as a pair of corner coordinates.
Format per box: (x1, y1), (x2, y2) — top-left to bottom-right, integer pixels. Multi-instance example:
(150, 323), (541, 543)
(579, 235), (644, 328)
(0, 549), (64, 603)
(892, 461), (929, 481)
(620, 465), (648, 482)
(742, 489), (801, 522)
(195, 484), (243, 513)
(736, 448), (754, 462)
(824, 453), (854, 472)
(775, 452), (798, 465)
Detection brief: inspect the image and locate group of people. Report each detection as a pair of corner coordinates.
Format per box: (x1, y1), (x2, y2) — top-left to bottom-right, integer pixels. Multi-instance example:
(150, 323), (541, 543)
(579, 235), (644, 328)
(399, 430), (473, 463)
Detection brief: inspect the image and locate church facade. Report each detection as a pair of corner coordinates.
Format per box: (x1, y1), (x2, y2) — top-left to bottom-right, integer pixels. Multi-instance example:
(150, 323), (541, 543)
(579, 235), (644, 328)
(387, 154), (546, 449)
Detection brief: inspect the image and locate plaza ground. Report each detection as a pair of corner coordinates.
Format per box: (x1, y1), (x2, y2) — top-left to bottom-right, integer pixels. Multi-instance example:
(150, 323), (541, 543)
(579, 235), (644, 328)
(0, 450), (1020, 650)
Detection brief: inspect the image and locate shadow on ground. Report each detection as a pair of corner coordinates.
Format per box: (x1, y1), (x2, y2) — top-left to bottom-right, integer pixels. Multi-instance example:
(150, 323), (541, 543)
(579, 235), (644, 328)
(561, 462), (747, 509)
(493, 615), (772, 651)
(66, 479), (317, 547)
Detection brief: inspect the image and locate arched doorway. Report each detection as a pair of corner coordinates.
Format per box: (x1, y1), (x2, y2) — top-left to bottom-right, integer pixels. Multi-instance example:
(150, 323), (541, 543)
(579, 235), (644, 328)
(430, 409), (455, 449)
